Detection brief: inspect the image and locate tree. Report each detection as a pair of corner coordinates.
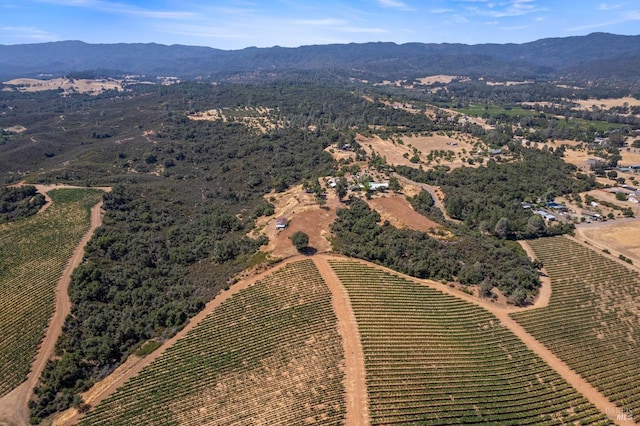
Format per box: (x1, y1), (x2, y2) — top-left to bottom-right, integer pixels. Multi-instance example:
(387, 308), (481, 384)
(615, 192), (628, 201)
(290, 231), (309, 251)
(334, 178), (348, 201)
(389, 176), (401, 192)
(494, 217), (511, 239)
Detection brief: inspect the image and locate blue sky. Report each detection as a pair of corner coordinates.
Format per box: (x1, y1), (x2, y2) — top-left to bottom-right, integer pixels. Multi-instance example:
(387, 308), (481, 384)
(1, 0), (639, 49)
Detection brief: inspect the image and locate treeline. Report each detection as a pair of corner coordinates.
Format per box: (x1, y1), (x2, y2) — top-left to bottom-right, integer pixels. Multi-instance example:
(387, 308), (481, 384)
(396, 146), (596, 239)
(0, 185), (46, 223)
(28, 83), (340, 421)
(331, 198), (541, 305)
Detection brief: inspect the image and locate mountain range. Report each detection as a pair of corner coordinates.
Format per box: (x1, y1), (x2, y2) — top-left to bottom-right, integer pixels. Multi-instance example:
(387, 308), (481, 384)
(0, 32), (639, 82)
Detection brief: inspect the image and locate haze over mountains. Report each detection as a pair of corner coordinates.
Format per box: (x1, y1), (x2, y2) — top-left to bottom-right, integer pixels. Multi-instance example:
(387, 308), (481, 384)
(1, 32), (639, 82)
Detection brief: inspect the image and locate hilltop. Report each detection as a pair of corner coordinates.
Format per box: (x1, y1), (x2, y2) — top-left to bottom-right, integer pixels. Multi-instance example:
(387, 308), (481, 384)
(1, 32), (639, 83)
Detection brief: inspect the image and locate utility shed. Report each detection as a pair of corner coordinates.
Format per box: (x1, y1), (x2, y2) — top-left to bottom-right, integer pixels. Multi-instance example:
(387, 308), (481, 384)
(275, 217), (288, 230)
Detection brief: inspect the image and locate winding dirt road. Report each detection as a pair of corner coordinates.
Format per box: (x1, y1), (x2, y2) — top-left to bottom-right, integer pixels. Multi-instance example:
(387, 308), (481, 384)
(0, 186), (109, 426)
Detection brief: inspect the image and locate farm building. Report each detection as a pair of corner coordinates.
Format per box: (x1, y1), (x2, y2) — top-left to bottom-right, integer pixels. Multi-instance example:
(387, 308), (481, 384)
(275, 217), (288, 230)
(546, 202), (567, 212)
(533, 210), (556, 221)
(369, 182), (389, 191)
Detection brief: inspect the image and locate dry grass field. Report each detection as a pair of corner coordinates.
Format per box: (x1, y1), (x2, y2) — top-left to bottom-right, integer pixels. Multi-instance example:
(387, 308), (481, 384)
(357, 133), (480, 170)
(2, 78), (122, 95)
(577, 219), (640, 263)
(571, 97), (640, 111)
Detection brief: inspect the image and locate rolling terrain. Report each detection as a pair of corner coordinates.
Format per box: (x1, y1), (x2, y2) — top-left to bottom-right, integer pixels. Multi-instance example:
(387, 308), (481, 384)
(0, 33), (639, 425)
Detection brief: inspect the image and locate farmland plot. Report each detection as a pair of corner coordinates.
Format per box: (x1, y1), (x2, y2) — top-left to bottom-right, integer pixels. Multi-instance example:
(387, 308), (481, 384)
(330, 260), (610, 425)
(82, 259), (345, 425)
(513, 236), (640, 420)
(0, 189), (104, 397)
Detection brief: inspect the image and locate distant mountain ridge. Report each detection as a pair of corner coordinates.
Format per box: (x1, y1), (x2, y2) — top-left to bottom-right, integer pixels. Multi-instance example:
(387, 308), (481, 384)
(0, 32), (639, 82)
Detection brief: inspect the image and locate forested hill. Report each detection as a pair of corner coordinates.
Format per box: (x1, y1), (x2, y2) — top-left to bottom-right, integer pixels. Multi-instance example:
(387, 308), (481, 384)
(1, 32), (639, 82)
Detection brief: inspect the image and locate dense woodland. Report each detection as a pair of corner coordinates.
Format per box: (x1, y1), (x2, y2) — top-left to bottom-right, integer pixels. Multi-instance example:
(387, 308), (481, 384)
(0, 185), (46, 223)
(396, 146), (596, 239)
(331, 198), (541, 305)
(0, 68), (637, 421)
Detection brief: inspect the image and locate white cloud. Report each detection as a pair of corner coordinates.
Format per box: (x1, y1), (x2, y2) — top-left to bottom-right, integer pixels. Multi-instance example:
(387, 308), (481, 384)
(0, 26), (58, 41)
(598, 3), (624, 10)
(36, 0), (196, 20)
(430, 8), (455, 14)
(569, 10), (640, 31)
(465, 0), (546, 18)
(377, 0), (413, 11)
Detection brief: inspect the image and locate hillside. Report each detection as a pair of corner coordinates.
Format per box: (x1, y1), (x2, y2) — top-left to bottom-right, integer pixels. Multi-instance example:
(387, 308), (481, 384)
(1, 33), (639, 82)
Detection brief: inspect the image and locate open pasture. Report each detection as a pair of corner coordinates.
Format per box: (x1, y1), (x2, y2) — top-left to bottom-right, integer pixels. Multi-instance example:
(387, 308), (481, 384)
(82, 259), (345, 425)
(512, 236), (640, 419)
(329, 259), (609, 425)
(0, 188), (103, 397)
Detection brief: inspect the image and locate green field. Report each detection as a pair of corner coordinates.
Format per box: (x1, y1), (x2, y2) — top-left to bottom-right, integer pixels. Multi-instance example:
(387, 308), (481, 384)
(512, 236), (640, 419)
(0, 188), (104, 397)
(82, 259), (345, 425)
(330, 259), (610, 425)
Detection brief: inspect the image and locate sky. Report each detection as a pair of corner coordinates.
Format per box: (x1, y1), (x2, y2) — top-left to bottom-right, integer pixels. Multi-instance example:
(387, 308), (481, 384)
(0, 0), (639, 50)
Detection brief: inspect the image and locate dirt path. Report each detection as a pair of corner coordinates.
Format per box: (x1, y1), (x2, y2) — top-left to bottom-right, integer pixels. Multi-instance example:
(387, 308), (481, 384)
(314, 257), (369, 426)
(393, 173), (459, 223)
(57, 256), (309, 425)
(518, 240), (551, 309)
(333, 256), (632, 425)
(0, 191), (107, 426)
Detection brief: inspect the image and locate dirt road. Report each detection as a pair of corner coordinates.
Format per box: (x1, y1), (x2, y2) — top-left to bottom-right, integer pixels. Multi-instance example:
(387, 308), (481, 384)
(314, 257), (369, 426)
(0, 186), (108, 426)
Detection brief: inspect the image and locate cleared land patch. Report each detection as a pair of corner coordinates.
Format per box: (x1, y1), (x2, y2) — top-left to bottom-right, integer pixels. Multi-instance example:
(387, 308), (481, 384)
(81, 259), (345, 425)
(2, 78), (122, 95)
(357, 133), (481, 170)
(577, 219), (640, 264)
(512, 236), (640, 420)
(188, 106), (279, 133)
(329, 259), (610, 425)
(0, 188), (104, 397)
(368, 195), (439, 232)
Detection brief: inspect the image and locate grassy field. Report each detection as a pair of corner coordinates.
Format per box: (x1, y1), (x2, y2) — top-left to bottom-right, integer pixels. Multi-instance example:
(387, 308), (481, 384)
(0, 188), (104, 397)
(82, 259), (345, 425)
(329, 259), (610, 425)
(512, 236), (640, 419)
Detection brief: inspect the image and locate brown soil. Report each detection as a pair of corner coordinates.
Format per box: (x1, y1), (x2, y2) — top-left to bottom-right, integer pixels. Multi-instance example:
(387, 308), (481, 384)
(356, 133), (478, 170)
(2, 78), (122, 95)
(572, 97), (640, 110)
(253, 185), (342, 259)
(314, 257), (369, 426)
(368, 195), (439, 231)
(518, 241), (551, 309)
(333, 256), (631, 425)
(58, 256), (317, 425)
(573, 221), (640, 271)
(0, 187), (108, 426)
(393, 174), (457, 223)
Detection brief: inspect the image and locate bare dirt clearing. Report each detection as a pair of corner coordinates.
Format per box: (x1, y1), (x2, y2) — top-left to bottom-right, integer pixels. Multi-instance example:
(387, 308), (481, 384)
(188, 107), (277, 133)
(576, 218), (640, 265)
(357, 133), (478, 170)
(368, 195), (439, 232)
(2, 78), (122, 95)
(571, 97), (640, 110)
(252, 185), (341, 258)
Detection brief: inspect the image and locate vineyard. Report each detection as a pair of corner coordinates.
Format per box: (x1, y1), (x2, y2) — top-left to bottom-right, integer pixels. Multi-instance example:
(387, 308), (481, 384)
(329, 259), (610, 425)
(0, 188), (104, 397)
(512, 236), (640, 419)
(81, 259), (346, 425)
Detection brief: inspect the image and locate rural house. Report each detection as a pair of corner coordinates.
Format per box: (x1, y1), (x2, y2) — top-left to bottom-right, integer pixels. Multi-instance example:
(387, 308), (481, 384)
(275, 217), (288, 230)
